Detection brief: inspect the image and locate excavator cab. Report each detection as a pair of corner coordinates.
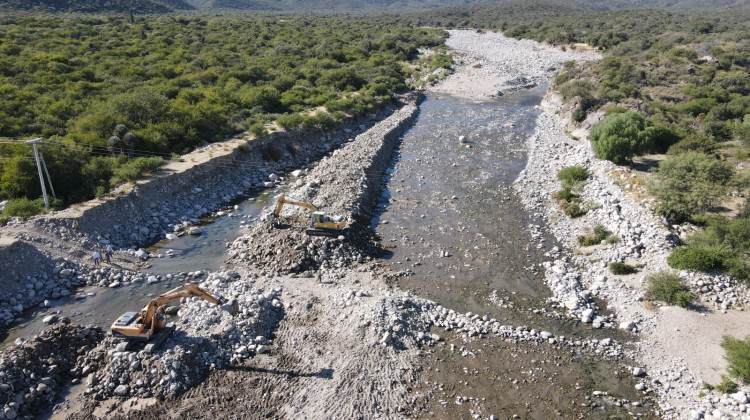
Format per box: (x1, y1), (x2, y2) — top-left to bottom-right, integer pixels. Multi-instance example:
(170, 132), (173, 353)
(110, 283), (238, 353)
(311, 211), (327, 227)
(273, 194), (346, 237)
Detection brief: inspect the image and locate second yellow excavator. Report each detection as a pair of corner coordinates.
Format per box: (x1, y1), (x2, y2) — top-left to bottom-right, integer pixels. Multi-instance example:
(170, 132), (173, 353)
(272, 193), (346, 237)
(111, 283), (238, 352)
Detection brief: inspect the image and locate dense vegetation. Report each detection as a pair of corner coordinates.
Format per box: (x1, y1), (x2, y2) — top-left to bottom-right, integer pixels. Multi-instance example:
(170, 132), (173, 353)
(0, 0), (192, 14)
(0, 15), (445, 212)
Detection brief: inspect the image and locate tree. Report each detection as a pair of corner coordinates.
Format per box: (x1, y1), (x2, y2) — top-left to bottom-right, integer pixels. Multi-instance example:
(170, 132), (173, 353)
(0, 156), (39, 198)
(589, 111), (656, 164)
(650, 151), (734, 222)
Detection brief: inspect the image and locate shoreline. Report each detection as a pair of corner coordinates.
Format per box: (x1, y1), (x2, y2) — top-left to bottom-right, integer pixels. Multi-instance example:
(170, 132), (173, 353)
(517, 86), (750, 419)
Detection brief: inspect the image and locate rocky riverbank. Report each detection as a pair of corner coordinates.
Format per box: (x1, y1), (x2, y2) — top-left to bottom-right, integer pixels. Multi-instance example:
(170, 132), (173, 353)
(0, 100), (404, 332)
(516, 80), (750, 419)
(0, 29), (686, 420)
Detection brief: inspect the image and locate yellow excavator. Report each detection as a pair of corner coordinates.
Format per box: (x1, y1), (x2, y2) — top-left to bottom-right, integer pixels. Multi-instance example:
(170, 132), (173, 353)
(111, 283), (238, 352)
(273, 193), (346, 237)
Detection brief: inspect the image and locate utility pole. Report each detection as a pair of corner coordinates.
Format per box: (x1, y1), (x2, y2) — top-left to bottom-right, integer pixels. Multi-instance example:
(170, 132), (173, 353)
(25, 137), (49, 210)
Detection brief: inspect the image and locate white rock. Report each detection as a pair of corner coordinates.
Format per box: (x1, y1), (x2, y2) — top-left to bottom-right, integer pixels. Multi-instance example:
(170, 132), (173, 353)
(733, 391), (748, 404)
(619, 321), (635, 331)
(188, 227), (203, 235)
(292, 170), (303, 177)
(135, 249), (149, 260)
(114, 384), (129, 396)
(165, 233), (178, 240)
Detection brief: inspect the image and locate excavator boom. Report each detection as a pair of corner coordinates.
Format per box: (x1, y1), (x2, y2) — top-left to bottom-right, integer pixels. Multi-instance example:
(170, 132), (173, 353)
(272, 194), (346, 237)
(110, 283), (237, 351)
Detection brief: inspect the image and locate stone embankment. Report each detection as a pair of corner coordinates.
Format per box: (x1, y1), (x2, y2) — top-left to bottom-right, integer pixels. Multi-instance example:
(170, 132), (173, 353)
(228, 93), (424, 276)
(0, 100), (401, 332)
(516, 92), (750, 419)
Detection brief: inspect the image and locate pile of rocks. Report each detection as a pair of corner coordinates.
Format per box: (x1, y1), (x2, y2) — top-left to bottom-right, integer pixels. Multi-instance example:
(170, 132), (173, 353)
(228, 221), (369, 276)
(0, 322), (104, 419)
(434, 30), (599, 98)
(80, 271), (282, 400)
(0, 253), (87, 329)
(348, 287), (627, 359)
(229, 94), (423, 274)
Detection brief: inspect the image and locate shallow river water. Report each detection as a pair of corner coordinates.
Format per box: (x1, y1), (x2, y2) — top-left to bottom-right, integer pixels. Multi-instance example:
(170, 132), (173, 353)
(4, 86), (654, 418)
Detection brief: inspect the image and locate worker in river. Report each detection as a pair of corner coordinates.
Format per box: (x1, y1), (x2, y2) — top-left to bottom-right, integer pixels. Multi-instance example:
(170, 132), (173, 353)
(93, 250), (101, 266)
(105, 244), (113, 264)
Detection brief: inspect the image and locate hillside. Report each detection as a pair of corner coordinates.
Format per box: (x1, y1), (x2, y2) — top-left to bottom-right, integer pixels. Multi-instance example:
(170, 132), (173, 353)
(1, 0), (746, 13)
(0, 0), (194, 13)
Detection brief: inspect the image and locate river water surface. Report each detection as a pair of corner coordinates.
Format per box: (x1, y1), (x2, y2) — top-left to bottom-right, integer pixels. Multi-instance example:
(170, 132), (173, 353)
(4, 86), (653, 418)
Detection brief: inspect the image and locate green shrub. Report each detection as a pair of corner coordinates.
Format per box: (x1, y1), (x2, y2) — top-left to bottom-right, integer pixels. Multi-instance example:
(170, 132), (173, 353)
(429, 53), (453, 71)
(609, 262), (636, 275)
(248, 122), (268, 138)
(110, 157), (165, 185)
(674, 291), (693, 308)
(650, 151), (734, 222)
(667, 247), (725, 271)
(556, 186), (576, 202)
(561, 201), (585, 218)
(722, 335), (750, 383)
(557, 166), (589, 184)
(578, 224), (611, 246)
(276, 113), (304, 131)
(572, 106), (586, 122)
(727, 260), (750, 283)
(716, 375), (739, 394)
(1, 197), (46, 218)
(645, 271), (691, 307)
(589, 111), (657, 165)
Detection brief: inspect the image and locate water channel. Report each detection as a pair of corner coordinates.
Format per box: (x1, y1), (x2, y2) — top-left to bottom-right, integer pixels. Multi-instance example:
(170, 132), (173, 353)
(3, 86), (649, 417)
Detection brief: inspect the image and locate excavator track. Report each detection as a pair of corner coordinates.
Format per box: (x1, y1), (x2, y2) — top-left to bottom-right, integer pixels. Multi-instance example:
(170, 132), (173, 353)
(305, 228), (342, 238)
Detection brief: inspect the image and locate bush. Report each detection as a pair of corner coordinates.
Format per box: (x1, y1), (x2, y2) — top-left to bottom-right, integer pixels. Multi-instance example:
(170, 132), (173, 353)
(1, 197), (46, 218)
(645, 271), (691, 307)
(609, 262), (636, 275)
(650, 151), (734, 222)
(276, 113), (304, 131)
(248, 122), (268, 138)
(578, 224), (612, 246)
(722, 335), (750, 383)
(667, 247), (725, 271)
(716, 375), (739, 394)
(557, 187), (576, 202)
(110, 157), (165, 185)
(589, 111), (657, 164)
(561, 201), (585, 218)
(557, 165), (589, 184)
(572, 106), (586, 122)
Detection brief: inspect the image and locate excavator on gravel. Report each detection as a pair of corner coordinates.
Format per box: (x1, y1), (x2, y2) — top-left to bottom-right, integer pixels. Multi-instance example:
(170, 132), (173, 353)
(272, 193), (346, 237)
(110, 283), (238, 353)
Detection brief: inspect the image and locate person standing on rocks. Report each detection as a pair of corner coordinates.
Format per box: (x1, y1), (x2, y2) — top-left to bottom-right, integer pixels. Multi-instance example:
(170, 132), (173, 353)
(105, 244), (113, 264)
(93, 250), (101, 266)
